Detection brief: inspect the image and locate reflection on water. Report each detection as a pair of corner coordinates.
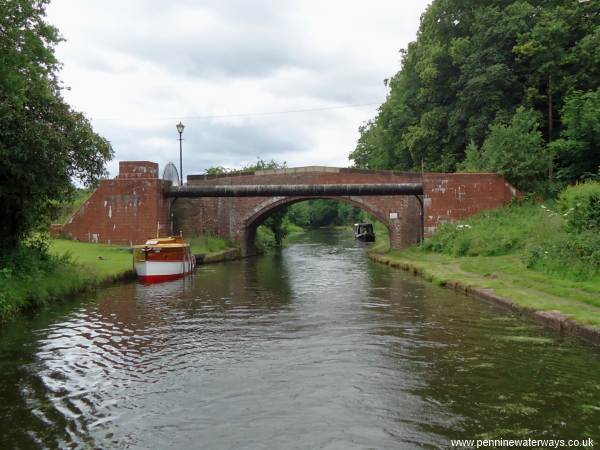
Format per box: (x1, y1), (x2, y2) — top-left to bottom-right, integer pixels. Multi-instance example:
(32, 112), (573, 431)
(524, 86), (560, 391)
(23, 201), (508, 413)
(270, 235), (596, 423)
(0, 229), (599, 449)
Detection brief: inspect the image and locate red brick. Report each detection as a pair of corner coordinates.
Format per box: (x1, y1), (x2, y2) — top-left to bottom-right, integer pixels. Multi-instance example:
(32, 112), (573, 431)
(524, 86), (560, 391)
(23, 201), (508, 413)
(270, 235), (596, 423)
(63, 163), (519, 253)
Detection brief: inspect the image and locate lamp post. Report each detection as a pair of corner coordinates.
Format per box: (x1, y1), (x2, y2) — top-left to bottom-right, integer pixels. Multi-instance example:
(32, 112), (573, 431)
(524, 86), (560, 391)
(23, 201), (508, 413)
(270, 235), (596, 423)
(176, 122), (185, 185)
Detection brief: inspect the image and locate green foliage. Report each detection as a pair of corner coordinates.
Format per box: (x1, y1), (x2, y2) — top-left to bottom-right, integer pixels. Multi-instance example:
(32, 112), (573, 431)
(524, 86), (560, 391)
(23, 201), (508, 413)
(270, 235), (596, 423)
(50, 188), (92, 224)
(262, 210), (287, 246)
(285, 200), (365, 228)
(421, 202), (560, 257)
(421, 190), (600, 281)
(350, 0), (600, 190)
(204, 158), (287, 175)
(0, 238), (137, 320)
(476, 107), (550, 191)
(550, 89), (600, 182)
(557, 181), (600, 233)
(243, 158), (286, 171)
(526, 231), (600, 281)
(460, 140), (483, 172)
(0, 237), (51, 273)
(0, 0), (113, 249)
(0, 239), (74, 319)
(188, 235), (236, 254)
(204, 166), (229, 175)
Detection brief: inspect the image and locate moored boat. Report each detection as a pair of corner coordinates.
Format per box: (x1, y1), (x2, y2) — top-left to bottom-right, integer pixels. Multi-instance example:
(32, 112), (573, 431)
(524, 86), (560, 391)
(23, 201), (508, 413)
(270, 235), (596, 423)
(133, 236), (195, 283)
(353, 223), (376, 242)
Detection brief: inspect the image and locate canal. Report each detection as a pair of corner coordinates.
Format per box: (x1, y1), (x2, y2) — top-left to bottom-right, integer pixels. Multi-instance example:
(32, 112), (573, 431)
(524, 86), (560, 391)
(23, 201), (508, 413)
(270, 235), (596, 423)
(1, 229), (599, 448)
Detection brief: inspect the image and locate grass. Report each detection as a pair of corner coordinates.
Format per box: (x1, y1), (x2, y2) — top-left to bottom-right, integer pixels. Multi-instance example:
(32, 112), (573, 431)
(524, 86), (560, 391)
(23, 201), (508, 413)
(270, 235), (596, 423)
(0, 259), (97, 321)
(382, 249), (600, 328)
(419, 202), (561, 257)
(370, 221), (391, 253)
(0, 235), (238, 322)
(188, 235), (236, 255)
(372, 201), (600, 330)
(0, 239), (133, 321)
(49, 239), (133, 277)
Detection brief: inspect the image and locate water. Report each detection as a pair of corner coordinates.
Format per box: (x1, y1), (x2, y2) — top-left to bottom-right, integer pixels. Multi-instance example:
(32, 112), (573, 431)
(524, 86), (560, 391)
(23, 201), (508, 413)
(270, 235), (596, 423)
(1, 229), (599, 449)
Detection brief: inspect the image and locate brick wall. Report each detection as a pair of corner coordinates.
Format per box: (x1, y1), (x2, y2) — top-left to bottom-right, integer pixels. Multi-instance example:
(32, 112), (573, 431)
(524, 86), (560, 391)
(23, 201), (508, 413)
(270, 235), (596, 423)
(117, 161), (159, 179)
(61, 162), (172, 245)
(422, 173), (518, 236)
(60, 163), (518, 251)
(174, 167), (425, 255)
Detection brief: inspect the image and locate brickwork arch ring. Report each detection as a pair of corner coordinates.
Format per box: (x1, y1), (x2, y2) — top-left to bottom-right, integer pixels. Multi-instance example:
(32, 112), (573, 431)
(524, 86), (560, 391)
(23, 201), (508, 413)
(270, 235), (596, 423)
(243, 196), (393, 254)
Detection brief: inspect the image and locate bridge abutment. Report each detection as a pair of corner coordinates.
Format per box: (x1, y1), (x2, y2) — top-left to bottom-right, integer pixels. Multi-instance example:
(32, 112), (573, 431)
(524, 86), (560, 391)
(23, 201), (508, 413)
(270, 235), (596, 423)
(57, 163), (519, 252)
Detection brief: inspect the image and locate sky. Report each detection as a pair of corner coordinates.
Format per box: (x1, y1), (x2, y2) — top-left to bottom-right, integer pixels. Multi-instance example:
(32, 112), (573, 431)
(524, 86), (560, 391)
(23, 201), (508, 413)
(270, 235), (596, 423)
(46, 0), (431, 180)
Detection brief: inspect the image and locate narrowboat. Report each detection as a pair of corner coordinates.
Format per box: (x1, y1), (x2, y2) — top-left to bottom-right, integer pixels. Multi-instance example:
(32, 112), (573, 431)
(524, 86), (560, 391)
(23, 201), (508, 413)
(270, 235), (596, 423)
(133, 236), (195, 283)
(353, 223), (376, 242)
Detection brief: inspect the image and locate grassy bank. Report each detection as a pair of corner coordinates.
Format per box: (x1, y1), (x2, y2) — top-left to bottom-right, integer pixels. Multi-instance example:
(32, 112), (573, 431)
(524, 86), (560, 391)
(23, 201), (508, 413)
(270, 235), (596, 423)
(49, 239), (133, 277)
(372, 201), (600, 333)
(370, 221), (391, 253)
(1, 235), (238, 322)
(0, 240), (132, 321)
(256, 222), (304, 251)
(188, 235), (237, 255)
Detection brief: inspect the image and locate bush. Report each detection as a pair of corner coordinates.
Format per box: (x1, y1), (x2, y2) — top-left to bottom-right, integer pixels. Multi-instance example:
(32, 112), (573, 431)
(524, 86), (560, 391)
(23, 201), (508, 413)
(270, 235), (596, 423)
(0, 240), (80, 320)
(421, 202), (560, 257)
(526, 231), (600, 280)
(461, 107), (551, 192)
(419, 191), (600, 281)
(558, 181), (600, 233)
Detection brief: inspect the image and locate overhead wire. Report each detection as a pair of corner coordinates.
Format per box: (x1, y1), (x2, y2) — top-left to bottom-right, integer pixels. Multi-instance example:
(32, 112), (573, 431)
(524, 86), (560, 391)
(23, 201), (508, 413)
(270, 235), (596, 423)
(90, 102), (380, 122)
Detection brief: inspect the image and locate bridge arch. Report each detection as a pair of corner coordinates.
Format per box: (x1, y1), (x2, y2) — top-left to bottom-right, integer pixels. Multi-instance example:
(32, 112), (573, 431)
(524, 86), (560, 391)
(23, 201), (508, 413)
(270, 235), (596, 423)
(58, 162), (519, 247)
(241, 196), (394, 256)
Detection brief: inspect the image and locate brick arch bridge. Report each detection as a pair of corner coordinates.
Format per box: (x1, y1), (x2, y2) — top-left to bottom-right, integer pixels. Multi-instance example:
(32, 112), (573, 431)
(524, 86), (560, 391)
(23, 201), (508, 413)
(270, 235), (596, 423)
(172, 193), (417, 257)
(169, 168), (425, 256)
(241, 195), (402, 256)
(59, 161), (518, 255)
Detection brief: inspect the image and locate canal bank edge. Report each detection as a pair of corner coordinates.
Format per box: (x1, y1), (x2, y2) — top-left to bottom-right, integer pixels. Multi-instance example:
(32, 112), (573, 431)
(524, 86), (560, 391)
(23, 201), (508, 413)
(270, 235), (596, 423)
(0, 247), (243, 324)
(196, 248), (242, 264)
(369, 252), (600, 347)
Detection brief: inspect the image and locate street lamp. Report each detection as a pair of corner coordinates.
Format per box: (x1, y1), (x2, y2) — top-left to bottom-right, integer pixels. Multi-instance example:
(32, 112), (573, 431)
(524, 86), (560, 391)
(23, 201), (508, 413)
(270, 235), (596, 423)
(176, 122), (185, 185)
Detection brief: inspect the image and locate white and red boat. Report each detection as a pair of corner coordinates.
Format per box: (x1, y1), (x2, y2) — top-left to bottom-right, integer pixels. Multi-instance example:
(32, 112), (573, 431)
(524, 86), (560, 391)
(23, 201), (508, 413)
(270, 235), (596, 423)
(133, 236), (195, 283)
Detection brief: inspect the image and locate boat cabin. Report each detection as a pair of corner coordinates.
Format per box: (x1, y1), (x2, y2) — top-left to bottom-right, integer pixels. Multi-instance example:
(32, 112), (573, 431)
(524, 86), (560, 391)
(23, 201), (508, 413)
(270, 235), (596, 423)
(353, 223), (376, 242)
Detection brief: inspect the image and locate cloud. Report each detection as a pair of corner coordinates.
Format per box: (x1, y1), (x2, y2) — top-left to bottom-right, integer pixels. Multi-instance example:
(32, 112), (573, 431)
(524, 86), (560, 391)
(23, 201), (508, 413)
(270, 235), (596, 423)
(46, 0), (431, 180)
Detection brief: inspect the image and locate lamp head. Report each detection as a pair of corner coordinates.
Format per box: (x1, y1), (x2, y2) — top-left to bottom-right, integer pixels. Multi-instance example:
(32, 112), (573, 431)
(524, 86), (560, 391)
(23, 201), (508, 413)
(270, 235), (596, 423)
(176, 122), (185, 134)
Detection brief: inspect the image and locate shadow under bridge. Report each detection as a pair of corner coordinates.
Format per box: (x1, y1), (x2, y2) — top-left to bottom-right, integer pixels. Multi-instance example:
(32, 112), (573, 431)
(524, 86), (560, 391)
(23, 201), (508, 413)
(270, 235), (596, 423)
(166, 182), (425, 255)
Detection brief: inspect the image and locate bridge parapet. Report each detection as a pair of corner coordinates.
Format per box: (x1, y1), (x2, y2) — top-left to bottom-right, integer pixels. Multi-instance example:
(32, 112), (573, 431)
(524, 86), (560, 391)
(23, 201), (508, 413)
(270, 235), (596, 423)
(168, 183), (423, 197)
(58, 162), (519, 251)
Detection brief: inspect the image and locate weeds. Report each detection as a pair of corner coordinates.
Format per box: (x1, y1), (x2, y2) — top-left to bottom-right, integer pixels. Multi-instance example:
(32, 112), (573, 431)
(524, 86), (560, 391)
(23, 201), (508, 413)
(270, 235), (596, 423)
(420, 199), (600, 281)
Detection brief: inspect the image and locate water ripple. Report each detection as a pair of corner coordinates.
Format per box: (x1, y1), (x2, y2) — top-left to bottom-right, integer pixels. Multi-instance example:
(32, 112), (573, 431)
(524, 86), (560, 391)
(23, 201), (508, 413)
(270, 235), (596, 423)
(1, 229), (599, 448)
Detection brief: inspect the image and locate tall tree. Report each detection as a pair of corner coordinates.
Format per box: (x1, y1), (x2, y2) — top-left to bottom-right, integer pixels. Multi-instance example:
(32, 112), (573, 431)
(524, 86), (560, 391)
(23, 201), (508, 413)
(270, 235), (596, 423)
(550, 89), (600, 181)
(462, 107), (550, 191)
(350, 0), (600, 190)
(0, 0), (113, 249)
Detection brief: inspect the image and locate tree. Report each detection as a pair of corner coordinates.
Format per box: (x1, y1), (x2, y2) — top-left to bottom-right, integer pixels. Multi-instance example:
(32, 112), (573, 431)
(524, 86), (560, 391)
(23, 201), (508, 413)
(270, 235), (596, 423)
(550, 88), (600, 182)
(478, 107), (550, 191)
(204, 166), (229, 175)
(0, 0), (113, 249)
(351, 0), (600, 190)
(460, 140), (483, 172)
